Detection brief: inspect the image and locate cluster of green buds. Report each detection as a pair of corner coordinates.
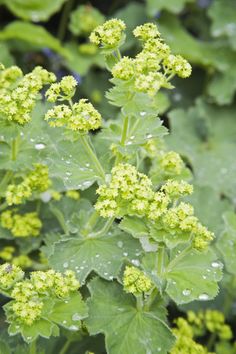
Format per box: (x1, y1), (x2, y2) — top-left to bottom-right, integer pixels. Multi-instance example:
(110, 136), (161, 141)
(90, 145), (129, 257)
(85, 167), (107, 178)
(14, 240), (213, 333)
(0, 247), (32, 269)
(187, 310), (232, 340)
(1, 210), (42, 237)
(8, 268), (79, 325)
(0, 263), (24, 291)
(0, 64), (55, 125)
(69, 5), (105, 36)
(103, 22), (192, 96)
(90, 19), (126, 50)
(45, 76), (102, 133)
(6, 164), (51, 206)
(95, 163), (213, 251)
(171, 317), (210, 354)
(123, 266), (153, 294)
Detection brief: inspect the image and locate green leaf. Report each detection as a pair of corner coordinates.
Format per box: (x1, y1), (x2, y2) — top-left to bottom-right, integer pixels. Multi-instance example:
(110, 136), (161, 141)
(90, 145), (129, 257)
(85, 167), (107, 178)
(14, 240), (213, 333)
(7, 318), (58, 344)
(0, 43), (14, 66)
(207, 72), (236, 105)
(48, 228), (142, 284)
(142, 248), (222, 304)
(0, 340), (11, 354)
(216, 212), (236, 275)
(147, 0), (194, 16)
(167, 99), (236, 202)
(1, 0), (67, 22)
(86, 277), (175, 354)
(47, 293), (88, 330)
(119, 216), (149, 238)
(0, 22), (71, 59)
(208, 0), (236, 50)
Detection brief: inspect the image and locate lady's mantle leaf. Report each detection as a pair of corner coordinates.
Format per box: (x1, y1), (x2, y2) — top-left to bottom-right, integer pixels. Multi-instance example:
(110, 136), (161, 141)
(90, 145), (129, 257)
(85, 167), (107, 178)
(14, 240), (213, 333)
(86, 278), (175, 354)
(0, 22), (70, 59)
(1, 0), (67, 22)
(216, 212), (236, 275)
(48, 230), (142, 284)
(142, 249), (222, 305)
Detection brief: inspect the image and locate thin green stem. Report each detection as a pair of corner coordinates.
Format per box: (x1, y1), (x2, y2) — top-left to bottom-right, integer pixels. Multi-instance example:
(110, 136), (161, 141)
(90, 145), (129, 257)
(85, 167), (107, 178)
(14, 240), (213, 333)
(11, 136), (20, 161)
(79, 135), (106, 182)
(50, 205), (69, 235)
(0, 170), (13, 193)
(206, 332), (217, 351)
(136, 294), (143, 311)
(57, 0), (75, 42)
(167, 245), (192, 271)
(29, 339), (37, 354)
(157, 245), (165, 276)
(115, 49), (122, 61)
(115, 115), (129, 164)
(144, 288), (158, 311)
(59, 339), (72, 354)
(81, 210), (100, 237)
(90, 217), (115, 238)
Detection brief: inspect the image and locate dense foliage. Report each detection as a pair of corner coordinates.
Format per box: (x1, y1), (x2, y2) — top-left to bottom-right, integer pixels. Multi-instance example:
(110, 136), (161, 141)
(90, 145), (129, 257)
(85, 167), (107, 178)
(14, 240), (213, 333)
(0, 1), (235, 353)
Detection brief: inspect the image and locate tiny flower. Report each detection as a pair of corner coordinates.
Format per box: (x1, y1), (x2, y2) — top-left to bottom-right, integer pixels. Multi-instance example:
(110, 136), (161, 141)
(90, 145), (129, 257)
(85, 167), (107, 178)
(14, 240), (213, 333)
(123, 266), (153, 294)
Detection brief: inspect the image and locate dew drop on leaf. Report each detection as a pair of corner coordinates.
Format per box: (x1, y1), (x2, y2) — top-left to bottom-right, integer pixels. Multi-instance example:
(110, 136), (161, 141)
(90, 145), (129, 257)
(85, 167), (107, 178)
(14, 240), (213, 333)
(198, 293), (209, 300)
(72, 313), (81, 321)
(117, 241), (123, 248)
(140, 111), (146, 116)
(182, 289), (191, 296)
(63, 262), (68, 268)
(131, 259), (140, 266)
(35, 143), (46, 150)
(211, 261), (222, 269)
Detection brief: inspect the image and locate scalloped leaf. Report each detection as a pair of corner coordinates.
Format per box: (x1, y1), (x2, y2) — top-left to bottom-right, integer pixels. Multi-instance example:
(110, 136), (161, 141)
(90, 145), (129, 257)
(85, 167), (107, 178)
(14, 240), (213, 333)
(216, 212), (236, 275)
(48, 229), (142, 284)
(142, 248), (222, 304)
(1, 0), (67, 22)
(0, 22), (70, 59)
(86, 277), (175, 354)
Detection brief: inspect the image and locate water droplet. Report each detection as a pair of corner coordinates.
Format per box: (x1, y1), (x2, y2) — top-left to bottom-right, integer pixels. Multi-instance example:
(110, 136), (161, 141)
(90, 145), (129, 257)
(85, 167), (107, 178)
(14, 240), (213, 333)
(131, 259), (140, 266)
(182, 289), (191, 296)
(35, 143), (45, 150)
(104, 272), (108, 276)
(63, 320), (67, 324)
(127, 141), (132, 145)
(140, 111), (146, 116)
(146, 134), (152, 139)
(117, 241), (123, 248)
(40, 191), (51, 202)
(130, 135), (135, 140)
(202, 275), (207, 280)
(27, 336), (32, 340)
(95, 254), (100, 258)
(211, 261), (222, 269)
(157, 348), (161, 352)
(72, 313), (81, 321)
(85, 163), (90, 167)
(69, 325), (79, 331)
(123, 252), (128, 257)
(63, 262), (68, 268)
(66, 172), (72, 176)
(198, 293), (209, 301)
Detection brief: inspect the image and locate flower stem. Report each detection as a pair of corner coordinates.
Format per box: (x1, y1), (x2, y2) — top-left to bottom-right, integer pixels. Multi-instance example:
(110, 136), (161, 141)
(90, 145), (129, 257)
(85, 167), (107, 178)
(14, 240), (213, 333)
(157, 245), (165, 276)
(79, 135), (106, 182)
(57, 0), (75, 42)
(90, 217), (115, 238)
(29, 339), (37, 354)
(11, 136), (20, 161)
(59, 339), (72, 354)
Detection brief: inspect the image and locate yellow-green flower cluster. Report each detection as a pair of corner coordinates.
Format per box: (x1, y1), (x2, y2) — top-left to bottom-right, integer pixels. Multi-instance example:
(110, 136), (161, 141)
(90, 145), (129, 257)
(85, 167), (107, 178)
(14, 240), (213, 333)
(95, 163), (157, 218)
(171, 318), (210, 354)
(0, 65), (55, 124)
(9, 269), (79, 325)
(1, 210), (42, 237)
(133, 23), (161, 42)
(0, 263), (24, 290)
(69, 5), (105, 36)
(95, 163), (213, 251)
(6, 164), (51, 206)
(159, 151), (184, 176)
(123, 266), (152, 294)
(66, 190), (80, 200)
(0, 246), (15, 261)
(12, 255), (32, 269)
(187, 310), (232, 341)
(90, 19), (126, 48)
(45, 75), (77, 102)
(110, 22), (191, 97)
(45, 99), (102, 132)
(161, 180), (193, 199)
